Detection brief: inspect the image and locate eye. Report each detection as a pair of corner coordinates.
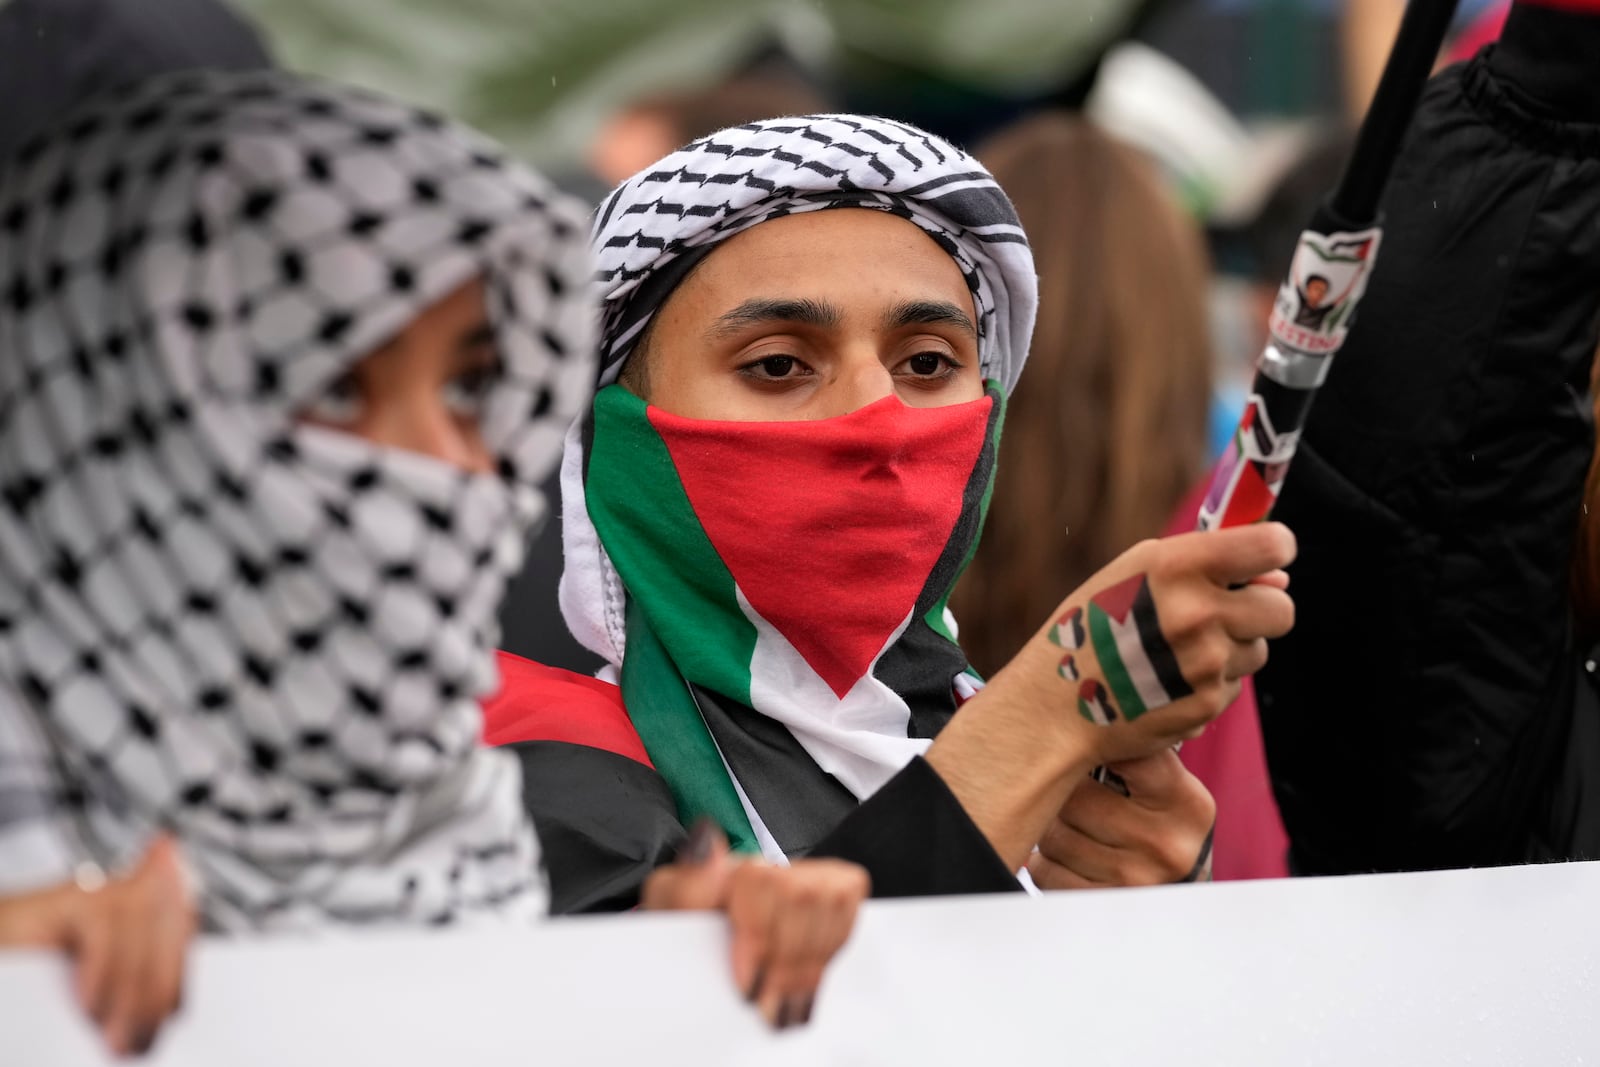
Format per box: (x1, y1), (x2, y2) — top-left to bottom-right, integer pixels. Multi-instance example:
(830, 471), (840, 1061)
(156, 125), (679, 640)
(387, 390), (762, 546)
(897, 351), (962, 380)
(443, 363), (498, 420)
(301, 370), (364, 425)
(739, 355), (810, 381)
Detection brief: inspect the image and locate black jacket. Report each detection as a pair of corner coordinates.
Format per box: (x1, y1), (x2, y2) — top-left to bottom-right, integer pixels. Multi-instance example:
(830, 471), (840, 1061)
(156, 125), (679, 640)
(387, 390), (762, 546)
(1257, 2), (1600, 875)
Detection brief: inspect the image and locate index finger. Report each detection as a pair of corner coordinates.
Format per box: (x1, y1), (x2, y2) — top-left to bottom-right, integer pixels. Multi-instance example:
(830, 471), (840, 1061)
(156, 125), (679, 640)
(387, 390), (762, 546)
(1173, 523), (1297, 586)
(725, 865), (780, 1003)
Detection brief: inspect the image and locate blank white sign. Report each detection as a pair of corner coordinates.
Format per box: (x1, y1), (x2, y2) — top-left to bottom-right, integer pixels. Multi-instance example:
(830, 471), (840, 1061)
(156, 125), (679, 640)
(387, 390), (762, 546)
(4, 861), (1598, 1066)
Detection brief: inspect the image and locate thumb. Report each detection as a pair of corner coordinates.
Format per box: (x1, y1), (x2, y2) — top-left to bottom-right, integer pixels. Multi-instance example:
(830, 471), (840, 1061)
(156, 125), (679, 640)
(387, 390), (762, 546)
(131, 835), (194, 907)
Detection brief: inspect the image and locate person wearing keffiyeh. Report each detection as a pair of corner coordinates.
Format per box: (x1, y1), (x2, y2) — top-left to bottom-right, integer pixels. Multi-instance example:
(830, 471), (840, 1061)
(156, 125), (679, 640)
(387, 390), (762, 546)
(488, 114), (1297, 908)
(0, 71), (869, 1052)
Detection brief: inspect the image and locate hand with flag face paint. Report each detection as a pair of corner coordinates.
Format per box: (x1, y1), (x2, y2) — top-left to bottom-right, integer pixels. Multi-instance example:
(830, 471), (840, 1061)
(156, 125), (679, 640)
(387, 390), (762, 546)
(639, 821), (869, 1029)
(926, 522), (1293, 872)
(1050, 523), (1298, 765)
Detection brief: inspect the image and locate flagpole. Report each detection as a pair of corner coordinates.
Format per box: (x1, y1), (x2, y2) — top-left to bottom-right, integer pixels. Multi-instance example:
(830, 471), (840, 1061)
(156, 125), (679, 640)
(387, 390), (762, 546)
(1197, 0), (1461, 532)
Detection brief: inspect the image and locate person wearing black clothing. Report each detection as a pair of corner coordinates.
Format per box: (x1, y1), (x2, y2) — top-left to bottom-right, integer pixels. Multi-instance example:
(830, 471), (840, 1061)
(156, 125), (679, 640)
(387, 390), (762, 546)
(1257, 0), (1600, 875)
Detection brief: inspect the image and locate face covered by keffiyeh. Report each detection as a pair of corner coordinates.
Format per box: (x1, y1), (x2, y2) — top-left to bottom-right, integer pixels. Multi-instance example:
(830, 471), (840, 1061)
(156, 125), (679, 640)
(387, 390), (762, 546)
(561, 115), (1037, 860)
(0, 70), (596, 929)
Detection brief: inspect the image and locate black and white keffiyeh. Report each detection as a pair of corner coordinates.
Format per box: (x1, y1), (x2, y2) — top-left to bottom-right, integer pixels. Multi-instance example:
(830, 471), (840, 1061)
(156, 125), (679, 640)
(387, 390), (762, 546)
(564, 113), (1036, 671)
(589, 113), (1035, 392)
(0, 70), (595, 929)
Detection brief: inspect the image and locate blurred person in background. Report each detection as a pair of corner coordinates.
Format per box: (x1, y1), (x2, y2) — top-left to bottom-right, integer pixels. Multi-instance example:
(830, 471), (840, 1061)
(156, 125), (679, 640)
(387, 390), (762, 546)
(951, 113), (1289, 881)
(0, 0), (274, 162)
(489, 112), (1297, 911)
(586, 54), (828, 190)
(1342, 0), (1509, 119)
(0, 69), (867, 1052)
(954, 115), (1212, 680)
(1259, 0), (1600, 875)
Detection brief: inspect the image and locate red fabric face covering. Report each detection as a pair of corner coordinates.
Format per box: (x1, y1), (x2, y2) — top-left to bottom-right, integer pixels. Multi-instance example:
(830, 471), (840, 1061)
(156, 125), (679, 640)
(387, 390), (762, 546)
(646, 392), (994, 700)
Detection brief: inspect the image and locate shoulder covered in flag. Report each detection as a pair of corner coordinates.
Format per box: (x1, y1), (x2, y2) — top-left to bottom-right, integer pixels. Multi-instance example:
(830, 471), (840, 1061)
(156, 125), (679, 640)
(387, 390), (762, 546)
(485, 652), (681, 914)
(483, 653), (1026, 908)
(484, 651), (650, 764)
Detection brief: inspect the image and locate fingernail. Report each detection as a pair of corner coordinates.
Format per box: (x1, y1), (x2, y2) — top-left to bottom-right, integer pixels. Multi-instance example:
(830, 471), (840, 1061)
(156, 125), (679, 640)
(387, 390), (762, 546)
(744, 964), (765, 1003)
(678, 818), (717, 866)
(132, 1028), (155, 1056)
(775, 998), (793, 1030)
(798, 994), (815, 1025)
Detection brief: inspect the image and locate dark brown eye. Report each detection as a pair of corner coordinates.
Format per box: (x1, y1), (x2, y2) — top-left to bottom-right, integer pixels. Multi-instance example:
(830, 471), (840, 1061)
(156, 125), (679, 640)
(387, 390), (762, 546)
(302, 370), (363, 424)
(907, 353), (946, 375)
(757, 356), (796, 377)
(444, 364), (497, 418)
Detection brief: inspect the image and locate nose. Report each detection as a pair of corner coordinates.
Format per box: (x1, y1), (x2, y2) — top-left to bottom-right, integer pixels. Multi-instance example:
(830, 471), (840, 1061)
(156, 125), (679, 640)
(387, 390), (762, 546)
(364, 391), (494, 475)
(815, 348), (895, 419)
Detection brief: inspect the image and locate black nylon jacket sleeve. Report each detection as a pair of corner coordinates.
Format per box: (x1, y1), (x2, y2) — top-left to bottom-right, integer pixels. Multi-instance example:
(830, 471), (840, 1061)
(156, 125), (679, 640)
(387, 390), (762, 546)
(520, 747), (1019, 914)
(1256, 4), (1600, 875)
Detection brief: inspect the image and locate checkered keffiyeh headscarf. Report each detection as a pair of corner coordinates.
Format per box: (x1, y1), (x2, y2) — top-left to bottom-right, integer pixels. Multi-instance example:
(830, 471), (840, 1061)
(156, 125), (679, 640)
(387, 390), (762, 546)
(589, 113), (1036, 392)
(0, 70), (595, 929)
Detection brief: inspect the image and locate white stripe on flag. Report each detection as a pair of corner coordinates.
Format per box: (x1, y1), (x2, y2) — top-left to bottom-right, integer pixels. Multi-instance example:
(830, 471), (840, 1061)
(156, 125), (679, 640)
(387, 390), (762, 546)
(738, 586), (931, 804)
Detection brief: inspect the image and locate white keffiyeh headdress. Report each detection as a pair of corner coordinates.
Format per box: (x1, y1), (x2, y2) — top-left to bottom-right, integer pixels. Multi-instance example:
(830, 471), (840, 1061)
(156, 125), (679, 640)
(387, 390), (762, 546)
(0, 70), (595, 929)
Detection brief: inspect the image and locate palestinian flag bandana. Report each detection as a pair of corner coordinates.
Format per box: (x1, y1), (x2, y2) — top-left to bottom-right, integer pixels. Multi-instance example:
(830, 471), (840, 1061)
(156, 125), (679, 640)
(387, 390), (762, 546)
(561, 115), (1037, 859)
(585, 383), (1003, 855)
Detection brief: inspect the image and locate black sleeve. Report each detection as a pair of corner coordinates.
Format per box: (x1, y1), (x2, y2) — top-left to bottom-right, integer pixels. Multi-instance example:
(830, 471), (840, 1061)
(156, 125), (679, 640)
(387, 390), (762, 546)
(509, 740), (686, 915)
(517, 743), (1019, 913)
(808, 756), (1022, 897)
(1257, 5), (1600, 875)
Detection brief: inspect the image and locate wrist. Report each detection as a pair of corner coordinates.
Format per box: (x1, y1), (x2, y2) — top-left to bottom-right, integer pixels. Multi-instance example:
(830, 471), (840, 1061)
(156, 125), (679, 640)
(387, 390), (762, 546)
(925, 673), (1098, 869)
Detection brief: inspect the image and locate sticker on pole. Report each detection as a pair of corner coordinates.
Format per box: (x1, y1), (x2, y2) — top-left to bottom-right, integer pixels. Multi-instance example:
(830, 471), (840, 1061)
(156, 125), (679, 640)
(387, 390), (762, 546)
(1197, 394), (1297, 531)
(1268, 226), (1382, 356)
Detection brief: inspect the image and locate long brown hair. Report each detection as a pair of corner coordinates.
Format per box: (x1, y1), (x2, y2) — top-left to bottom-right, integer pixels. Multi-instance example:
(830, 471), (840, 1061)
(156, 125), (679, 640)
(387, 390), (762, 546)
(1571, 350), (1600, 641)
(951, 114), (1213, 677)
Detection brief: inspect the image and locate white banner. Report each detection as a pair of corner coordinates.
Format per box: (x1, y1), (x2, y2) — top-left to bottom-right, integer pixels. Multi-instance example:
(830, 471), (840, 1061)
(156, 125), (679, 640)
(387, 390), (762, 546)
(5, 861), (1599, 1066)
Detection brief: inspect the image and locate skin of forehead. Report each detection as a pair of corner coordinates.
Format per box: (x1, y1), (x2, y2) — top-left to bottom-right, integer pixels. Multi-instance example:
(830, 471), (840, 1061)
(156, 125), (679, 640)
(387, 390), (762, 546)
(679, 208), (975, 322)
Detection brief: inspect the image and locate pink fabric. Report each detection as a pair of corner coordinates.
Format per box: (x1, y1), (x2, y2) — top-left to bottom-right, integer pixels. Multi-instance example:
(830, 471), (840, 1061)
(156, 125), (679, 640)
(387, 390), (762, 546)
(1448, 3), (1509, 64)
(1166, 483), (1290, 880)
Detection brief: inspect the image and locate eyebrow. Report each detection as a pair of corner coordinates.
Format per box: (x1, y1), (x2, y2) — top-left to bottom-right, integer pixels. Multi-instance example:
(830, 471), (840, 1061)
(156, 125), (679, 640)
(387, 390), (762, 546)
(707, 298), (842, 339)
(884, 299), (976, 338)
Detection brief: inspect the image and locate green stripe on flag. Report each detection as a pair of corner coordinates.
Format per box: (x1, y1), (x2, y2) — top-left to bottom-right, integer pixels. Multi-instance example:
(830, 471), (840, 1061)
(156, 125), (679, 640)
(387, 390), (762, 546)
(587, 385), (762, 852)
(1087, 602), (1150, 721)
(621, 599), (759, 853)
(588, 385), (759, 703)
